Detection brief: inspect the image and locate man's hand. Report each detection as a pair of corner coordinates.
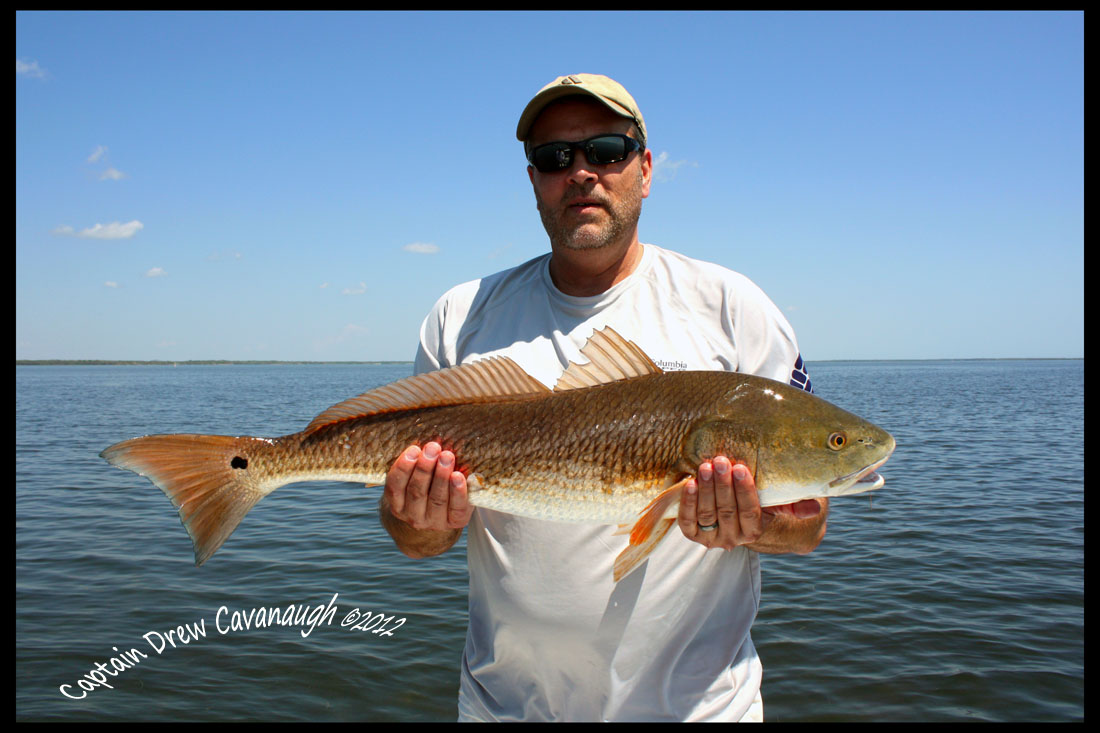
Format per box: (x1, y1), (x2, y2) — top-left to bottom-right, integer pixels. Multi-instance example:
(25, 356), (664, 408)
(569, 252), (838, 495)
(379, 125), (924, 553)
(384, 442), (472, 530)
(677, 455), (827, 554)
(378, 442), (474, 558)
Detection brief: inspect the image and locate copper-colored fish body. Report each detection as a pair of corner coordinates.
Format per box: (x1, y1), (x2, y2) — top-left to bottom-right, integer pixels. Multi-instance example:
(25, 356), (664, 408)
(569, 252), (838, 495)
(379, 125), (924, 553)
(101, 328), (895, 579)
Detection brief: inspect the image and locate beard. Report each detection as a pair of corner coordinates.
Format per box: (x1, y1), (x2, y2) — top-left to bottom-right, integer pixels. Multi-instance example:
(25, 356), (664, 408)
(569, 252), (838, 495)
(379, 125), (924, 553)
(535, 172), (645, 252)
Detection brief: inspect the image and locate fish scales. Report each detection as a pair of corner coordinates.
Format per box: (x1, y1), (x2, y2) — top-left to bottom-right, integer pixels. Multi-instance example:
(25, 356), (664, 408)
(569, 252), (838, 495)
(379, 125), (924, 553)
(265, 372), (731, 523)
(100, 327), (895, 579)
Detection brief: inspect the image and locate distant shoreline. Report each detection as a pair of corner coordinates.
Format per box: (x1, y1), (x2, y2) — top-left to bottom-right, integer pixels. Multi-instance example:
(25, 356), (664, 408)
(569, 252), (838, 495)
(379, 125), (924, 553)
(16, 358), (1082, 366)
(15, 360), (415, 366)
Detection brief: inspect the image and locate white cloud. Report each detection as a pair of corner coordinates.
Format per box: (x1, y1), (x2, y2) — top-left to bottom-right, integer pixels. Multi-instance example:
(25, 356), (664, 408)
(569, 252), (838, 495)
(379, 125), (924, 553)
(104, 281), (120, 288)
(16, 58), (48, 79)
(402, 242), (439, 254)
(342, 282), (367, 295)
(53, 220), (144, 240)
(144, 267), (166, 278)
(206, 250), (242, 262)
(319, 282), (329, 289)
(85, 146), (126, 180)
(652, 151), (698, 182)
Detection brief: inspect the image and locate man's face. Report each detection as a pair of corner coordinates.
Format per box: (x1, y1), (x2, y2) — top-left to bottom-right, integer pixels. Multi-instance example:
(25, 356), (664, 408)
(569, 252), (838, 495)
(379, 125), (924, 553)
(526, 99), (652, 254)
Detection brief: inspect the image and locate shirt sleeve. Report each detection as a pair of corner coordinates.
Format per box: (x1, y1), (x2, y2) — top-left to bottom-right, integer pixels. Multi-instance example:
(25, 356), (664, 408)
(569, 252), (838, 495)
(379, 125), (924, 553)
(413, 292), (448, 376)
(728, 276), (813, 393)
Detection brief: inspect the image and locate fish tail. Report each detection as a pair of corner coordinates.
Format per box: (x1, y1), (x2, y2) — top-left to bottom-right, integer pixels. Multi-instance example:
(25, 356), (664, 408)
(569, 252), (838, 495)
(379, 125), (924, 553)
(100, 434), (273, 566)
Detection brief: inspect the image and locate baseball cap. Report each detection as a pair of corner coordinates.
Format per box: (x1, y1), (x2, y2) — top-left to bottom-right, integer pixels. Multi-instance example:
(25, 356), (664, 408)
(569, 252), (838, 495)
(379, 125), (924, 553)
(516, 73), (647, 146)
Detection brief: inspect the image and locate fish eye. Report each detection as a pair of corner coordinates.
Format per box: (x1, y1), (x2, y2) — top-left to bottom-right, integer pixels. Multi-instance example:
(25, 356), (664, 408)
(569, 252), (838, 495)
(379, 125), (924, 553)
(828, 432), (847, 451)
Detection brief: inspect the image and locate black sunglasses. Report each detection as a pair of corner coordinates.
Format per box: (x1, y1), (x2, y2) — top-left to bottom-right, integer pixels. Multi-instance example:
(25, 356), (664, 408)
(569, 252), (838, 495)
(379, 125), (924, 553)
(527, 134), (644, 173)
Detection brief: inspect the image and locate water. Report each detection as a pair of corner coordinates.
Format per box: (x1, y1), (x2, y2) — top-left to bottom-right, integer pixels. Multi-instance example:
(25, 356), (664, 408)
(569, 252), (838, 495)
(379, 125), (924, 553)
(16, 360), (1083, 721)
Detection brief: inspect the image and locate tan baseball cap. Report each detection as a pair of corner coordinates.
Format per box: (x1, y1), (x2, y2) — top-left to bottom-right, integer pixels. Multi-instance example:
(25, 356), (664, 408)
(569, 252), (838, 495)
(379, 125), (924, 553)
(516, 73), (647, 146)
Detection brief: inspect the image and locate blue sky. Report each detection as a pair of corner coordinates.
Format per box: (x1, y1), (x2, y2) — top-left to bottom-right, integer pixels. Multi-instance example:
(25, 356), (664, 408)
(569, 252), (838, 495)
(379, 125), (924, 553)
(16, 11), (1082, 361)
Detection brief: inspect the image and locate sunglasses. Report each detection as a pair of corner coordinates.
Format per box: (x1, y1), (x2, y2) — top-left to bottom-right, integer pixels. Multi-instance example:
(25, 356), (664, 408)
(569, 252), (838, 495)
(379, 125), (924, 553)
(527, 134), (644, 173)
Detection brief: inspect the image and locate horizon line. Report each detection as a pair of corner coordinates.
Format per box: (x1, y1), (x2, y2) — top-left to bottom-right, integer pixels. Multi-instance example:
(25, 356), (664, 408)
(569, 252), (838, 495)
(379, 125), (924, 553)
(15, 357), (1085, 366)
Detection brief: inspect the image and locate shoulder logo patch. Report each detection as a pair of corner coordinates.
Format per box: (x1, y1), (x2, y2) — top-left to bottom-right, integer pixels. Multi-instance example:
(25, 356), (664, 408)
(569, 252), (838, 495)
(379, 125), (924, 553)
(789, 354), (813, 393)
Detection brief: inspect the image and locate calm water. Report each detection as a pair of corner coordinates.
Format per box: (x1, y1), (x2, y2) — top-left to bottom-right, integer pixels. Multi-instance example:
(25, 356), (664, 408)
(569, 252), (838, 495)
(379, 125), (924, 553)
(16, 360), (1083, 721)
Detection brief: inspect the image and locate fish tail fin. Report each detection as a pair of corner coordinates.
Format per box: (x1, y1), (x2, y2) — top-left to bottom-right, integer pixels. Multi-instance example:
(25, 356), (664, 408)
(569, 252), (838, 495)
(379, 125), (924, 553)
(100, 434), (273, 566)
(612, 478), (689, 581)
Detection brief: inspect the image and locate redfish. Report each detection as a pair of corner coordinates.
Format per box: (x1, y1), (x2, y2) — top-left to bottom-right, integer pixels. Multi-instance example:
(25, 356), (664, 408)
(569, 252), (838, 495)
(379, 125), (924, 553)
(101, 328), (895, 580)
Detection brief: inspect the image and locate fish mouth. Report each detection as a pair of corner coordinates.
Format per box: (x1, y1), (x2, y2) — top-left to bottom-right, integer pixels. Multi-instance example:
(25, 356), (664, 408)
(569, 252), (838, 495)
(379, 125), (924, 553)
(828, 448), (894, 490)
(851, 469), (885, 491)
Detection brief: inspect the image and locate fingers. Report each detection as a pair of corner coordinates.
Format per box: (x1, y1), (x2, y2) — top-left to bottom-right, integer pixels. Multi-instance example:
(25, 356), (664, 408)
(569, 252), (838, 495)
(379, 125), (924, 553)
(679, 456), (763, 550)
(384, 445), (421, 517)
(678, 475), (701, 539)
(730, 461), (762, 539)
(446, 469), (472, 528)
(410, 443), (448, 525)
(383, 442), (472, 531)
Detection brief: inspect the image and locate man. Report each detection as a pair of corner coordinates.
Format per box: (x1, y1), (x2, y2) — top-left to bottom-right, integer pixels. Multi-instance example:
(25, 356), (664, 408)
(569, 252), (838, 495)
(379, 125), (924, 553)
(377, 74), (826, 722)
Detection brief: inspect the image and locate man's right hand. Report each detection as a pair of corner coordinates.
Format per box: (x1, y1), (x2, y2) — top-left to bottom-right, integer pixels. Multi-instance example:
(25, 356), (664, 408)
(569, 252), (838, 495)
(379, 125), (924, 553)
(378, 442), (473, 558)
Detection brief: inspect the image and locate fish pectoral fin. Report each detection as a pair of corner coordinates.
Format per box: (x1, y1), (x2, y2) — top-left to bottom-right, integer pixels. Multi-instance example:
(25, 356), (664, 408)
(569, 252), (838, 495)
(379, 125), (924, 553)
(610, 478), (690, 581)
(628, 478), (689, 546)
(614, 518), (677, 582)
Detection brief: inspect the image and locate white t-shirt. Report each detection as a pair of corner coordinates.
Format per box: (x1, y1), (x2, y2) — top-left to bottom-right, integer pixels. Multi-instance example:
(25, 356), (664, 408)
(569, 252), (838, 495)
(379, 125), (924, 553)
(414, 243), (810, 722)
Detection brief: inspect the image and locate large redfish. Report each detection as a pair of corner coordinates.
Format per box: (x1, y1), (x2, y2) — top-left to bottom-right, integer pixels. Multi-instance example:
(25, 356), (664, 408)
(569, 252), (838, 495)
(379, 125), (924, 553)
(101, 328), (895, 580)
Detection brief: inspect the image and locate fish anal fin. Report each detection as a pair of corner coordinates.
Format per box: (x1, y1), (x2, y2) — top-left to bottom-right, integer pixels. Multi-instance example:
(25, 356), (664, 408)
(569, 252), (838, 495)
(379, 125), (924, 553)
(553, 326), (663, 392)
(305, 356), (550, 435)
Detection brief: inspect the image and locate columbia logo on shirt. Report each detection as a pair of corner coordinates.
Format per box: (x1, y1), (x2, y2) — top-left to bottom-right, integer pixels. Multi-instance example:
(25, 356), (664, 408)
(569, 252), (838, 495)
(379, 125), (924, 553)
(655, 359), (689, 372)
(789, 354), (813, 394)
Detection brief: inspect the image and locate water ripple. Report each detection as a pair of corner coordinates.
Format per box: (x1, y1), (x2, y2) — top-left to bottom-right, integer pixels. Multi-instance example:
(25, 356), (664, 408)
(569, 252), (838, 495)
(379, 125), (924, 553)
(16, 361), (1083, 721)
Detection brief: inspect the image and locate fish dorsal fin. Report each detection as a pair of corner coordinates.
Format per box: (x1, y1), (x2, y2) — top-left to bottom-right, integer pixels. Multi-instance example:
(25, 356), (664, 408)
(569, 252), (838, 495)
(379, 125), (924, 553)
(553, 327), (663, 392)
(304, 355), (550, 435)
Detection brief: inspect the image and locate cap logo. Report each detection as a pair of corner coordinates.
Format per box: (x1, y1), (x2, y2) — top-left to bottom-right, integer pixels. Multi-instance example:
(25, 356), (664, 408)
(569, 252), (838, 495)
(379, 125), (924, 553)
(561, 76), (583, 85)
